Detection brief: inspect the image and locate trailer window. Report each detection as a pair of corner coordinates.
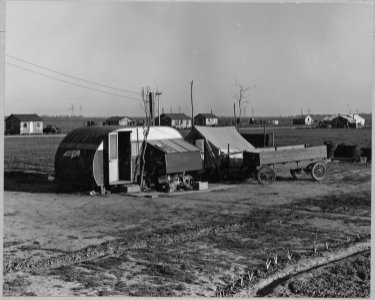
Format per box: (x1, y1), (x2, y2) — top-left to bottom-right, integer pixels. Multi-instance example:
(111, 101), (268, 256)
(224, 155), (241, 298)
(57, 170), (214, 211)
(23, 122), (27, 128)
(109, 134), (118, 159)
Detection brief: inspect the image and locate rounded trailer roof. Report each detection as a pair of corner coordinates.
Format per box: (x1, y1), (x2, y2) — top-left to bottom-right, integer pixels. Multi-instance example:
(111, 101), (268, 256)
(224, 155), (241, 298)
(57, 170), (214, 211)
(58, 126), (183, 151)
(119, 126), (182, 142)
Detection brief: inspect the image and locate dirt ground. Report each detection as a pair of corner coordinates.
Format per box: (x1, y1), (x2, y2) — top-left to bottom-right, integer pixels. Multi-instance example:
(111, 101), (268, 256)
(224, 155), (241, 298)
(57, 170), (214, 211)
(3, 161), (371, 296)
(266, 251), (370, 298)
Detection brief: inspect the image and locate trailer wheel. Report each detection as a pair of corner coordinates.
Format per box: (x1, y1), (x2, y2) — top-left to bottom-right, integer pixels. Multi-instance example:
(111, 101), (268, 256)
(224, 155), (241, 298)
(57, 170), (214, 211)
(257, 166), (276, 184)
(311, 162), (326, 181)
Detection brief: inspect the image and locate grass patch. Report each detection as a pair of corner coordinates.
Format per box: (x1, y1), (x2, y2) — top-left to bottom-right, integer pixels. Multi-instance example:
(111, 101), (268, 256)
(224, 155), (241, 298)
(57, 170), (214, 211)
(287, 191), (371, 214)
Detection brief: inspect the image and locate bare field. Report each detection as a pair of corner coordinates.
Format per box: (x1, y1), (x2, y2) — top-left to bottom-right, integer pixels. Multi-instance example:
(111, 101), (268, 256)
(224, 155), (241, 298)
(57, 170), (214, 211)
(4, 135), (63, 172)
(3, 162), (371, 297)
(4, 127), (371, 173)
(238, 127), (372, 148)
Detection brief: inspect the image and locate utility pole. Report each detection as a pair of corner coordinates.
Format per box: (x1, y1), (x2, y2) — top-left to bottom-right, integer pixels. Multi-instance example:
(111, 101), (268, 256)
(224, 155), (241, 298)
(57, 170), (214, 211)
(155, 91), (162, 126)
(149, 91), (154, 126)
(190, 80), (194, 128)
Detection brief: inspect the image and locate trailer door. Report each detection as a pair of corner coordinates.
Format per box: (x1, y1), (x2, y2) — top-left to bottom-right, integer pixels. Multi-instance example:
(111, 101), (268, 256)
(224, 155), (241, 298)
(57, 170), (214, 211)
(108, 132), (119, 183)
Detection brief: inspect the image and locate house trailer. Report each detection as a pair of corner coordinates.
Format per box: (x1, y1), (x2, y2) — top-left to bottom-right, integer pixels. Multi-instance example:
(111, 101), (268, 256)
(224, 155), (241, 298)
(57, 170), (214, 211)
(5, 114), (43, 135)
(55, 126), (202, 190)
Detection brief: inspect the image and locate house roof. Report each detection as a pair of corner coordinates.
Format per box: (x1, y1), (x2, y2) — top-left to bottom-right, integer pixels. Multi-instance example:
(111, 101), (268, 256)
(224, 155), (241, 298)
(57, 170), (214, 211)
(322, 115), (335, 121)
(161, 113), (191, 120)
(105, 116), (133, 122)
(293, 115), (312, 120)
(195, 113), (218, 118)
(352, 114), (365, 121)
(6, 114), (43, 122)
(334, 115), (355, 122)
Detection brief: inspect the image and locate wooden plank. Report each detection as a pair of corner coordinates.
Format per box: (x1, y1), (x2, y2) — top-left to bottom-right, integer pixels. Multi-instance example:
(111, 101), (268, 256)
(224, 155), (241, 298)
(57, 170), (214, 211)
(275, 145), (306, 151)
(256, 145), (306, 152)
(258, 146), (327, 165)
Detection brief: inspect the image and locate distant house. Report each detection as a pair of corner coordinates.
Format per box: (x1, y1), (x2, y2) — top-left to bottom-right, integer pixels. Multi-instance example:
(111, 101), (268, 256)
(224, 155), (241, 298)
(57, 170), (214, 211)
(104, 116), (135, 126)
(194, 113), (218, 126)
(5, 114), (43, 135)
(331, 114), (365, 128)
(319, 115), (335, 128)
(156, 113), (192, 129)
(352, 114), (365, 128)
(293, 115), (313, 126)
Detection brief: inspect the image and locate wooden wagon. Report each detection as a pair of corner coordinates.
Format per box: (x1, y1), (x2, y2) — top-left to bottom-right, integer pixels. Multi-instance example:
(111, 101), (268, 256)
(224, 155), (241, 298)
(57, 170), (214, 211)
(242, 145), (328, 184)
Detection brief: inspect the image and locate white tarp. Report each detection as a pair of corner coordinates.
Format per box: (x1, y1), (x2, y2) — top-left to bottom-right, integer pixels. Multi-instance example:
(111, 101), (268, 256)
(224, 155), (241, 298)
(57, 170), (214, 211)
(193, 126), (255, 154)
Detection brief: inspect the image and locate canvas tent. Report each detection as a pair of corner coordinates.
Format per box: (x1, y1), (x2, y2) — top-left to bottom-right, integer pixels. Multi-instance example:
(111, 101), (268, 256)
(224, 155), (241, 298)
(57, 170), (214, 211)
(185, 126), (255, 171)
(55, 126), (201, 190)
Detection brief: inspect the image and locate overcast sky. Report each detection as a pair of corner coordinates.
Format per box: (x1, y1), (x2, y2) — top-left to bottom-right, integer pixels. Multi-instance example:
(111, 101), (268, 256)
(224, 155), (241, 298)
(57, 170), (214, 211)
(5, 2), (373, 117)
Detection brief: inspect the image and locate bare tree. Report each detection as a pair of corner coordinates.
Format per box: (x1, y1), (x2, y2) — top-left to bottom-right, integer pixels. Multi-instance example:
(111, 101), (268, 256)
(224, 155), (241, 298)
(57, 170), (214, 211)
(134, 86), (152, 189)
(233, 81), (255, 128)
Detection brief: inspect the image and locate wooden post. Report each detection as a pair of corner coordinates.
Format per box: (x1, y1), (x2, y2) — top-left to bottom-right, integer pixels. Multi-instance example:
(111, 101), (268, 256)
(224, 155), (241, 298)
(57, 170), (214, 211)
(190, 80), (194, 129)
(263, 122), (266, 147)
(227, 143), (230, 176)
(233, 102), (237, 130)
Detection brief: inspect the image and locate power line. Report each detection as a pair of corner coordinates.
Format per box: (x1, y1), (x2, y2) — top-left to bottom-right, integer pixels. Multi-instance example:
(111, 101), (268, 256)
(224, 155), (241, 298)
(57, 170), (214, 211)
(6, 54), (141, 95)
(6, 62), (142, 102)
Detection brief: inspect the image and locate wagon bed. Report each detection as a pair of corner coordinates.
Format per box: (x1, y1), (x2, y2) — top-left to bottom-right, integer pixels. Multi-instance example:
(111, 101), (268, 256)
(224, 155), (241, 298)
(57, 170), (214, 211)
(243, 145), (328, 184)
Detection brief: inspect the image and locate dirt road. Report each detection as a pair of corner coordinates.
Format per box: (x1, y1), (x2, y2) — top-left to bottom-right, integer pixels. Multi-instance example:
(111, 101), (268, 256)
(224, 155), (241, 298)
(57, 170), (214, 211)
(3, 162), (371, 296)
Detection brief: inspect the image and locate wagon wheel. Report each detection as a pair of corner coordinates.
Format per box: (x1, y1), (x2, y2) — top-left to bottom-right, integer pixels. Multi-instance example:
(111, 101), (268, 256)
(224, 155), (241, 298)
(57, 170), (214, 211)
(257, 166), (276, 184)
(310, 162), (327, 181)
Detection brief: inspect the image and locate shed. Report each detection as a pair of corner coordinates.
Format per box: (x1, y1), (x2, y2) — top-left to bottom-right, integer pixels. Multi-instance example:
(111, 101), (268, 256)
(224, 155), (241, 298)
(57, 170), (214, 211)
(55, 126), (201, 190)
(293, 115), (313, 126)
(155, 113), (192, 129)
(352, 114), (365, 128)
(331, 115), (356, 128)
(5, 114), (43, 135)
(104, 116), (135, 126)
(185, 126), (255, 170)
(194, 113), (218, 126)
